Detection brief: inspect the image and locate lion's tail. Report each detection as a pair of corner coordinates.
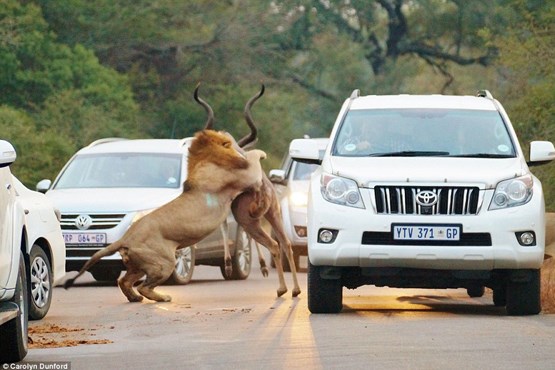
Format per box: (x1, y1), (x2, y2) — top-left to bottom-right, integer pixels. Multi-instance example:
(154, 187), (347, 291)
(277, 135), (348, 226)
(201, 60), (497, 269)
(64, 240), (124, 289)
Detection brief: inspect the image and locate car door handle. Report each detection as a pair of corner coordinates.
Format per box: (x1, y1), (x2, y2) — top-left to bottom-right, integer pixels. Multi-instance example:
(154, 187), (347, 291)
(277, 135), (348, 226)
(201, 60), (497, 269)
(5, 183), (10, 190)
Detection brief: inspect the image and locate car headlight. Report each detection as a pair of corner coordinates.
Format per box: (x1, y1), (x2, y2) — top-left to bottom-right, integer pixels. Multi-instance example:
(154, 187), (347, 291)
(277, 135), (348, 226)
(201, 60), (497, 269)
(489, 175), (533, 210)
(320, 173), (365, 209)
(289, 191), (308, 207)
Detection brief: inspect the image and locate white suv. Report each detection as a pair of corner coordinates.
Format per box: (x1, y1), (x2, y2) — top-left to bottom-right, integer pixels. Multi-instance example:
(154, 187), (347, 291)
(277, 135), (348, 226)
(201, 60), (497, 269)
(290, 90), (555, 315)
(1, 140), (65, 362)
(37, 138), (252, 284)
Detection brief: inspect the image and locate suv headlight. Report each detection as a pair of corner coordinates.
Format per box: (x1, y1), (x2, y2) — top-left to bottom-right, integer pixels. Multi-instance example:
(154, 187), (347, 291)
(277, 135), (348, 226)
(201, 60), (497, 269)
(489, 175), (533, 210)
(320, 173), (365, 209)
(290, 191), (308, 207)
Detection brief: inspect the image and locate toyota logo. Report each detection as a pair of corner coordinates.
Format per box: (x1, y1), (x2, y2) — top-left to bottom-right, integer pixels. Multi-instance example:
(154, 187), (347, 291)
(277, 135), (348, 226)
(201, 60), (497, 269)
(75, 214), (93, 230)
(415, 190), (438, 206)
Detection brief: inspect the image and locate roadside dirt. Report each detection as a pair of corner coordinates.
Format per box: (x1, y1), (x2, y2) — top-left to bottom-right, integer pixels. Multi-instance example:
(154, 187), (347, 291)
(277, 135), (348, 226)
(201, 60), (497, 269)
(28, 323), (113, 348)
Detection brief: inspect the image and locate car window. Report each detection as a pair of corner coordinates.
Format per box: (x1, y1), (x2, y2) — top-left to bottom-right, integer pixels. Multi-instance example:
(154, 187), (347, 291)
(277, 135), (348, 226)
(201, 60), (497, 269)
(333, 109), (516, 158)
(54, 153), (183, 189)
(292, 161), (319, 180)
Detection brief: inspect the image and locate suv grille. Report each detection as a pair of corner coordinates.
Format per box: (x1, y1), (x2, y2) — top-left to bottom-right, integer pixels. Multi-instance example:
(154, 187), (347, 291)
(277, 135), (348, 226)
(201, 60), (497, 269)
(60, 214), (126, 230)
(374, 186), (481, 215)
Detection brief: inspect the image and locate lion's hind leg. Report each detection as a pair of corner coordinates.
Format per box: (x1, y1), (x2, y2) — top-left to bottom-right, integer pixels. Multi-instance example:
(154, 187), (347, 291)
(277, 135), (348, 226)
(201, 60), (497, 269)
(118, 267), (145, 302)
(137, 263), (174, 302)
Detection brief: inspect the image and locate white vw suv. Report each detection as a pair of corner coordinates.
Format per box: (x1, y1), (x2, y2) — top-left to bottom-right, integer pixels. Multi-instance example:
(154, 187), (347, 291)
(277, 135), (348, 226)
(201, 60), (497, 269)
(290, 90), (555, 315)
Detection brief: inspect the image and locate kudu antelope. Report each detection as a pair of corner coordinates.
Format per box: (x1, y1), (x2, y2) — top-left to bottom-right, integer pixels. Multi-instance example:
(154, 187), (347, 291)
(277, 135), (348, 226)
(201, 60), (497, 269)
(194, 84), (301, 297)
(64, 129), (266, 302)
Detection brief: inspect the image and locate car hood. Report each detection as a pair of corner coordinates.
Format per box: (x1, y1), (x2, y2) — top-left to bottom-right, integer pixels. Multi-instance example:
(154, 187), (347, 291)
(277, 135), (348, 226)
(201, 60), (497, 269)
(45, 188), (181, 213)
(325, 156), (528, 187)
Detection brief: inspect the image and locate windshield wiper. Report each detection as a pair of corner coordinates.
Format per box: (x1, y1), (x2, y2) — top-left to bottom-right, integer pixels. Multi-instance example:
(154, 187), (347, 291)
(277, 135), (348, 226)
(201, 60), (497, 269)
(369, 151), (451, 157)
(450, 153), (514, 158)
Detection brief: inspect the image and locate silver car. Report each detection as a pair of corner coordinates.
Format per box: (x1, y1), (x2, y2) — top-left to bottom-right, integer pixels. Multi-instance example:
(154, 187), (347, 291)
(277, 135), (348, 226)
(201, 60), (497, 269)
(37, 138), (252, 285)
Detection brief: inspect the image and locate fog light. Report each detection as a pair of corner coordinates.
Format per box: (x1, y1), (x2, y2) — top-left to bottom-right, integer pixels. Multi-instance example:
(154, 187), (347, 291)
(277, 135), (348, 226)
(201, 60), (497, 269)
(318, 229), (338, 243)
(516, 231), (536, 246)
(294, 226), (307, 237)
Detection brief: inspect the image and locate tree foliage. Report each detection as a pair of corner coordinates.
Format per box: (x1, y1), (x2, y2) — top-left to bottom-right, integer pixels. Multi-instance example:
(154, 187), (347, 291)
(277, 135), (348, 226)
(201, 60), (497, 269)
(0, 0), (139, 183)
(1, 0), (553, 210)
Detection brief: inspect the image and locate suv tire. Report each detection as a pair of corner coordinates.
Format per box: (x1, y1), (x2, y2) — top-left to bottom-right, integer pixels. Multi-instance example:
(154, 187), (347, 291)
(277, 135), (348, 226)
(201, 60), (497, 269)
(307, 261), (342, 313)
(91, 268), (122, 283)
(506, 269), (541, 315)
(28, 245), (53, 320)
(0, 252), (29, 363)
(466, 286), (485, 298)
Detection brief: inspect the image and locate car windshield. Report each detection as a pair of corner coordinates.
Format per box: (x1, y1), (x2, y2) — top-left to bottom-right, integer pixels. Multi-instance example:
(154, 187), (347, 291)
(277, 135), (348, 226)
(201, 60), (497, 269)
(54, 153), (183, 189)
(332, 109), (516, 158)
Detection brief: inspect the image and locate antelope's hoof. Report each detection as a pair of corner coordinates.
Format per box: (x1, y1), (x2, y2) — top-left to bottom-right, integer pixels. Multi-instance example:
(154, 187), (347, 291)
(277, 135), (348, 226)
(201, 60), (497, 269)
(261, 267), (269, 278)
(292, 288), (301, 298)
(225, 266), (233, 278)
(277, 287), (287, 298)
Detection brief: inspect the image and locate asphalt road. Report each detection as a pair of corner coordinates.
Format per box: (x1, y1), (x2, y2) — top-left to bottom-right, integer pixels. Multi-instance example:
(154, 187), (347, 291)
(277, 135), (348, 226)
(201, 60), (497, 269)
(21, 264), (555, 370)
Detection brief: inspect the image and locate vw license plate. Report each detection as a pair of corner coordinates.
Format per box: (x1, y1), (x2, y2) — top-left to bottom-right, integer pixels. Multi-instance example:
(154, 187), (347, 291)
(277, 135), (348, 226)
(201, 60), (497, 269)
(63, 233), (107, 245)
(393, 225), (460, 241)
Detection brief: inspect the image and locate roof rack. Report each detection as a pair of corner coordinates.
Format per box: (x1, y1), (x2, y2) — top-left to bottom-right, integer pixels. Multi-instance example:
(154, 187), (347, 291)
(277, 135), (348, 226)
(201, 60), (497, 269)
(87, 138), (128, 147)
(476, 90), (493, 99)
(350, 89), (360, 99)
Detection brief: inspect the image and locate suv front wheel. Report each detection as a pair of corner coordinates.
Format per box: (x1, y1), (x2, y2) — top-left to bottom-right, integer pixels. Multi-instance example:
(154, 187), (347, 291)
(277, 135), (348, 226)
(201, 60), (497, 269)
(307, 261), (343, 313)
(28, 245), (52, 320)
(0, 252), (29, 363)
(506, 269), (541, 315)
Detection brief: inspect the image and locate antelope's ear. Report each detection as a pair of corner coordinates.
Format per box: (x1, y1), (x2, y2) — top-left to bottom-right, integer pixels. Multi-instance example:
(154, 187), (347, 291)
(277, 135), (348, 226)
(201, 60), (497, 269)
(195, 130), (211, 144)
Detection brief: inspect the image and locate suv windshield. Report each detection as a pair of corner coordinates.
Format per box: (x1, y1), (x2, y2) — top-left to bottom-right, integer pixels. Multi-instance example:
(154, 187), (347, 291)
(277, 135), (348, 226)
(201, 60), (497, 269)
(54, 153), (182, 189)
(332, 109), (516, 158)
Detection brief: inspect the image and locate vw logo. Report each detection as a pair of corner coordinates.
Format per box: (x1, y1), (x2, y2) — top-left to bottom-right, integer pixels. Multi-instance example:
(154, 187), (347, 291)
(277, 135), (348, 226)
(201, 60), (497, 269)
(415, 190), (438, 206)
(75, 214), (93, 230)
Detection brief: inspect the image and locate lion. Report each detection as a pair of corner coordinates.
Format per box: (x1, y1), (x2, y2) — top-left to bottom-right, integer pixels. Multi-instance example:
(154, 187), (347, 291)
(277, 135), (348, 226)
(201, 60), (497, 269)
(64, 129), (266, 302)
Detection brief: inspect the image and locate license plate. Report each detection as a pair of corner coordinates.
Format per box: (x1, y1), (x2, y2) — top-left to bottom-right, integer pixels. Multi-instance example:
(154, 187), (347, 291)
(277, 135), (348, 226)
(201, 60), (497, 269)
(63, 233), (107, 245)
(392, 225), (460, 241)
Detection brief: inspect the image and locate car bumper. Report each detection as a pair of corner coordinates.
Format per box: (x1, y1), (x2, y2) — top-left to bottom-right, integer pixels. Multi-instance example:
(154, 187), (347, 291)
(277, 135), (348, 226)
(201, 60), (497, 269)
(307, 189), (546, 270)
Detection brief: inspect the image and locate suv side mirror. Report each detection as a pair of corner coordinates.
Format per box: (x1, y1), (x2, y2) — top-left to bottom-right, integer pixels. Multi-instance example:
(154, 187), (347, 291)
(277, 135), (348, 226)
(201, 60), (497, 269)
(528, 141), (555, 166)
(289, 139), (321, 165)
(0, 140), (17, 168)
(268, 169), (286, 185)
(36, 179), (52, 193)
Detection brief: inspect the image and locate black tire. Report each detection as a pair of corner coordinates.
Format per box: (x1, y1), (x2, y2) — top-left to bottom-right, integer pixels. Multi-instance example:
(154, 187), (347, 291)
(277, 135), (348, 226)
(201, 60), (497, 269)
(91, 268), (122, 282)
(28, 245), (53, 320)
(166, 246), (195, 285)
(506, 269), (541, 316)
(493, 286), (506, 307)
(221, 225), (252, 280)
(307, 260), (342, 313)
(0, 251), (29, 363)
(466, 286), (485, 298)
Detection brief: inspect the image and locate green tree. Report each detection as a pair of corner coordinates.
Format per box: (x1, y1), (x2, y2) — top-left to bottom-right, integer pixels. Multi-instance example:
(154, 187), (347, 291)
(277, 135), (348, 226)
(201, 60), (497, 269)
(489, 1), (555, 210)
(0, 0), (141, 185)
